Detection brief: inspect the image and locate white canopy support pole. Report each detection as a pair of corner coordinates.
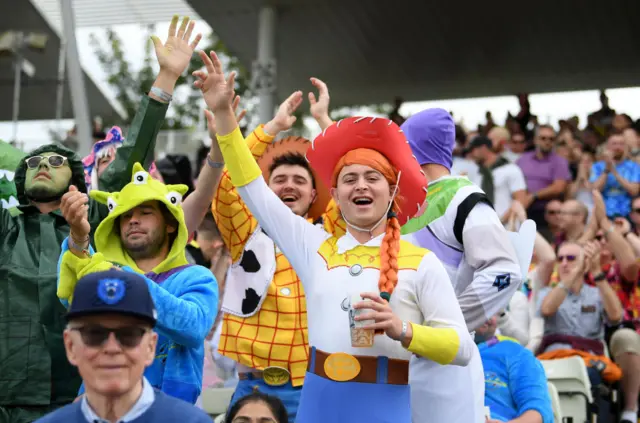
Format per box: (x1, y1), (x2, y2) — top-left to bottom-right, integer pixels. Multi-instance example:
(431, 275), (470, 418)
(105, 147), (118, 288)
(59, 0), (91, 156)
(55, 39), (67, 129)
(11, 32), (23, 145)
(253, 6), (277, 125)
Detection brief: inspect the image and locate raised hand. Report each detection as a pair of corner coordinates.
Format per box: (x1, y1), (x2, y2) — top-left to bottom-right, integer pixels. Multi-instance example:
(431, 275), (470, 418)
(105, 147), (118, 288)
(60, 185), (90, 240)
(151, 16), (202, 79)
(308, 77), (333, 130)
(614, 216), (631, 235)
(203, 96), (246, 138)
(194, 50), (236, 113)
(583, 241), (602, 274)
(264, 91), (304, 135)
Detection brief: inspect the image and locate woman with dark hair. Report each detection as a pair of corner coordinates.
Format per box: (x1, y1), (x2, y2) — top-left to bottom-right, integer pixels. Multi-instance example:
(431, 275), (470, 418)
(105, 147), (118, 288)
(225, 392), (288, 423)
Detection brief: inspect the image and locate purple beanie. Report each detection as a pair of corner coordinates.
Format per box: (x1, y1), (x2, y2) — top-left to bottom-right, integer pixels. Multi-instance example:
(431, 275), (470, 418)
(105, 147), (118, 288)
(400, 108), (455, 170)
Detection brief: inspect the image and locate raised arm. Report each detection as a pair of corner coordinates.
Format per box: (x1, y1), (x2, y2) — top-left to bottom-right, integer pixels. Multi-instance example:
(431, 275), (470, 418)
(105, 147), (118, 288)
(208, 91), (307, 261)
(131, 265), (218, 348)
(99, 16), (202, 192)
(181, 98), (246, 237)
(197, 50), (327, 282)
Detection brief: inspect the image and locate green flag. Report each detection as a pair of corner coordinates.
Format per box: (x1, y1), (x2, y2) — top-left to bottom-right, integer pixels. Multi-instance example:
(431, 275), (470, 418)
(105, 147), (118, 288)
(0, 140), (26, 209)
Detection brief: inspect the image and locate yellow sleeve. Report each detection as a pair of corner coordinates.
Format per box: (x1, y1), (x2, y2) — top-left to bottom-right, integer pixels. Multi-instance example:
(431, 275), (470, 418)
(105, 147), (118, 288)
(217, 126), (262, 187)
(58, 252), (113, 304)
(212, 125), (275, 262)
(407, 323), (461, 365)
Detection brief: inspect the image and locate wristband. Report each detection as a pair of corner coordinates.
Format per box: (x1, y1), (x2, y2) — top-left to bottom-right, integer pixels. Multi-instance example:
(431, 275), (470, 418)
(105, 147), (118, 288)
(400, 321), (408, 343)
(149, 87), (172, 103)
(69, 235), (91, 256)
(206, 155), (224, 169)
(593, 272), (606, 282)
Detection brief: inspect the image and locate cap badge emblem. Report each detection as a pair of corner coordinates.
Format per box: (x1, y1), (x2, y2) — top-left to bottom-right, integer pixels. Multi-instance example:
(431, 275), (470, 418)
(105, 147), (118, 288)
(97, 278), (126, 305)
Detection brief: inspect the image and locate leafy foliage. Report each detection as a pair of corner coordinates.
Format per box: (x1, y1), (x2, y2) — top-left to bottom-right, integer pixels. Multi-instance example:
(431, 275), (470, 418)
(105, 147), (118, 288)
(90, 26), (252, 130)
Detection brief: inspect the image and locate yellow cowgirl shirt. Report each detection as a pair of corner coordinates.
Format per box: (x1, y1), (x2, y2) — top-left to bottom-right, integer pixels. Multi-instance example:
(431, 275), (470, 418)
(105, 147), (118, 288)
(212, 126), (345, 386)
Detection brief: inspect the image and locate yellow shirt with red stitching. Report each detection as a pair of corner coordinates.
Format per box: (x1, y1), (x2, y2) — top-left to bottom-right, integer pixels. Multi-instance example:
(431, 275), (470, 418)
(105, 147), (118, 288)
(212, 126), (345, 386)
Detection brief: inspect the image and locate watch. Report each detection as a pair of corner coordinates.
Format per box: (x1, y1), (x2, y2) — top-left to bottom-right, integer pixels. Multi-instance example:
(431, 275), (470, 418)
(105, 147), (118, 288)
(149, 87), (173, 103)
(557, 282), (570, 293)
(593, 272), (606, 282)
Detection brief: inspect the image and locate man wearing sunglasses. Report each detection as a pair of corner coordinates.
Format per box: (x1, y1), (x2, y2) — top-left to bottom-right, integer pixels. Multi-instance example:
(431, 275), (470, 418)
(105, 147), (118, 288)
(0, 16), (202, 423)
(36, 269), (211, 423)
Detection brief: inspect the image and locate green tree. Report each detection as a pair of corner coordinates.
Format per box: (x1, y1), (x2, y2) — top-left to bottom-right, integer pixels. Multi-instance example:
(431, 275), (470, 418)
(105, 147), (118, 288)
(90, 26), (253, 130)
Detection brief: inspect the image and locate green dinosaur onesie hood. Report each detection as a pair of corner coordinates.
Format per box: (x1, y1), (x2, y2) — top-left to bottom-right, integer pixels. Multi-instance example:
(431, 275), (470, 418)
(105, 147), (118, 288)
(90, 162), (190, 274)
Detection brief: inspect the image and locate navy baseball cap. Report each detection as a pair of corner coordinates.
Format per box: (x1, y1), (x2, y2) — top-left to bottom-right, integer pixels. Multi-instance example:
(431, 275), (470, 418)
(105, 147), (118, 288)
(66, 269), (157, 326)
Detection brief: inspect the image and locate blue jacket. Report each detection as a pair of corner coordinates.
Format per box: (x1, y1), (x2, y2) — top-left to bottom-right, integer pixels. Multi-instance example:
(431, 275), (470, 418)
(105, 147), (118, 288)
(35, 387), (212, 423)
(480, 336), (553, 423)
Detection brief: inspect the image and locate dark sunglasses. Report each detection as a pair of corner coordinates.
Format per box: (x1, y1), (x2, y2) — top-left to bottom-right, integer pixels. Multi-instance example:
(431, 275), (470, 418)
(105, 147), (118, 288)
(25, 155), (68, 169)
(70, 325), (148, 348)
(557, 255), (577, 263)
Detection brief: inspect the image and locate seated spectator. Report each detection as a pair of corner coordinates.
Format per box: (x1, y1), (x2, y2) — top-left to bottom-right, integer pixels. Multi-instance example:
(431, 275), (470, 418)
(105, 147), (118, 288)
(487, 126), (510, 155)
(225, 392), (288, 423)
(541, 200), (564, 243)
(57, 164), (219, 404)
(36, 270), (211, 423)
(538, 241), (623, 354)
(517, 125), (571, 234)
(537, 240), (624, 390)
(503, 131), (527, 163)
(567, 146), (596, 213)
(587, 192), (640, 423)
(475, 315), (553, 423)
(555, 199), (588, 245)
(466, 135), (527, 220)
(590, 131), (640, 218)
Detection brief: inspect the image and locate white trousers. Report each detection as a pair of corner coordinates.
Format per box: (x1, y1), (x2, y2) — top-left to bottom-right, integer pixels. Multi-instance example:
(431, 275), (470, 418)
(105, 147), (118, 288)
(410, 343), (485, 423)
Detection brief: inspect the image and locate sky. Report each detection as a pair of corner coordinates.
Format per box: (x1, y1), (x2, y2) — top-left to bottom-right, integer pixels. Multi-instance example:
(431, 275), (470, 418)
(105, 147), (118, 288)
(2, 20), (640, 152)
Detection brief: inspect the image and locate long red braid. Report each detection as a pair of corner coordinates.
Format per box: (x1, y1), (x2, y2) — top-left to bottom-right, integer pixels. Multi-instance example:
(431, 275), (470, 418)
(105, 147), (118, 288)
(332, 148), (402, 299)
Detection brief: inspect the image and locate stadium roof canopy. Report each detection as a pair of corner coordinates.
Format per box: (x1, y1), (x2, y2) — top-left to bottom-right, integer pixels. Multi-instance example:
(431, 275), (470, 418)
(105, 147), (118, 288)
(186, 0), (640, 107)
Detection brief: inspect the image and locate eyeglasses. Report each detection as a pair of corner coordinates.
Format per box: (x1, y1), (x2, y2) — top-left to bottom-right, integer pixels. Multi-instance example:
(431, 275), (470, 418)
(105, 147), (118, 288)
(70, 325), (148, 348)
(25, 155), (68, 169)
(557, 255), (577, 263)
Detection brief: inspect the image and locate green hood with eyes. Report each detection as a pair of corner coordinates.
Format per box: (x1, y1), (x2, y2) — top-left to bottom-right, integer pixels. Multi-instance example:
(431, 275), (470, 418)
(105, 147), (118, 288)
(89, 162), (190, 274)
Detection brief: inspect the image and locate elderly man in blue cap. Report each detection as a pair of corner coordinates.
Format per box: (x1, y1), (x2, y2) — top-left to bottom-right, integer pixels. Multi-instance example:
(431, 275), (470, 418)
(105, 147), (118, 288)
(400, 109), (525, 423)
(36, 270), (212, 423)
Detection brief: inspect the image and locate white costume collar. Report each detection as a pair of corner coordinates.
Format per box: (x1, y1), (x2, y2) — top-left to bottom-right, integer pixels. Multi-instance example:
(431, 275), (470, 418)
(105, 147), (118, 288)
(336, 231), (385, 254)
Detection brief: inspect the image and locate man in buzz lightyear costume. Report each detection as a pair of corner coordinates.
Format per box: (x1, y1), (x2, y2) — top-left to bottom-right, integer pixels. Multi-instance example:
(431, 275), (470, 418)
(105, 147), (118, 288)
(400, 108), (534, 423)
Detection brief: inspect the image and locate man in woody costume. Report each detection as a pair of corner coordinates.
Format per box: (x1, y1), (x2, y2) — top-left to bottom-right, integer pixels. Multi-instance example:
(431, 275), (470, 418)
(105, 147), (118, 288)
(0, 16), (201, 423)
(400, 108), (531, 423)
(211, 85), (343, 420)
